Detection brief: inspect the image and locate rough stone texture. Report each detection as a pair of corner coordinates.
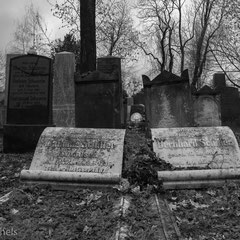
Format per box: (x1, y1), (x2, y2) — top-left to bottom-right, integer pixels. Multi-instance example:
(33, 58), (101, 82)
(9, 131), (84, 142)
(151, 127), (240, 169)
(75, 71), (122, 128)
(143, 70), (193, 128)
(3, 54), (53, 153)
(193, 85), (221, 127)
(21, 127), (126, 185)
(53, 52), (75, 127)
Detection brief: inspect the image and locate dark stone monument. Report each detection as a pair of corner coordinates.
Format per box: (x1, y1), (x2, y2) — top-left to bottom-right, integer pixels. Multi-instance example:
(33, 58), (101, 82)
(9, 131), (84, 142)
(143, 70), (193, 128)
(213, 73), (240, 125)
(193, 85), (221, 127)
(75, 71), (122, 128)
(3, 54), (53, 152)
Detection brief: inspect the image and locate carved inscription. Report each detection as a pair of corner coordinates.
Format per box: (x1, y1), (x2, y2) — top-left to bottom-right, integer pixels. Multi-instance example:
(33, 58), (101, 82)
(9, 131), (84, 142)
(30, 128), (126, 175)
(151, 127), (240, 168)
(9, 56), (50, 109)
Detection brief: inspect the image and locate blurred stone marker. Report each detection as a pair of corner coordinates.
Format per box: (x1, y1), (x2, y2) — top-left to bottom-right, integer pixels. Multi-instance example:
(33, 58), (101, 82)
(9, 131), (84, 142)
(151, 127), (240, 169)
(21, 127), (126, 188)
(130, 104), (145, 124)
(3, 54), (53, 152)
(193, 85), (221, 127)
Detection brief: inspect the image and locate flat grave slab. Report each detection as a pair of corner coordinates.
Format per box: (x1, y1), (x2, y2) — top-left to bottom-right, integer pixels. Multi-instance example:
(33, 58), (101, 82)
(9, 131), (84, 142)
(151, 127), (240, 169)
(21, 127), (126, 187)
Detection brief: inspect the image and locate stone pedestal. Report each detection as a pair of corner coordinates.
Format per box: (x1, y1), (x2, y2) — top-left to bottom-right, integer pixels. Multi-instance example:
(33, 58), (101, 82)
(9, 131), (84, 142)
(53, 52), (75, 127)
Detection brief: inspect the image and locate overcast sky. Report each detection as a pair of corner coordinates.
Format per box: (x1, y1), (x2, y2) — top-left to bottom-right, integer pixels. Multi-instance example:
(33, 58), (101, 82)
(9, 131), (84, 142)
(0, 0), (66, 51)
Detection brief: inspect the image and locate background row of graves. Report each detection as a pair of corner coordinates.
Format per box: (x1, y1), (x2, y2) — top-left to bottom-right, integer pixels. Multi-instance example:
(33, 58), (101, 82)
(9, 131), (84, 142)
(0, 51), (240, 153)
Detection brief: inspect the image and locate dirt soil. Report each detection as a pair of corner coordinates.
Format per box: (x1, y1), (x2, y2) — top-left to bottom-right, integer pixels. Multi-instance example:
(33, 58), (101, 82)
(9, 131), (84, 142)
(0, 125), (240, 239)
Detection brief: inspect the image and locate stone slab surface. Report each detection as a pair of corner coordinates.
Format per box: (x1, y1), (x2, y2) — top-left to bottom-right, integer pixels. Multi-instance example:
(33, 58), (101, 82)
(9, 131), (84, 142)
(151, 127), (240, 168)
(23, 127), (126, 184)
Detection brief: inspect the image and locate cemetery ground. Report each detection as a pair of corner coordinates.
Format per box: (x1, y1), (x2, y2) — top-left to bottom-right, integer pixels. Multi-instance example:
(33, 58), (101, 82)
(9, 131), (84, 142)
(0, 127), (240, 239)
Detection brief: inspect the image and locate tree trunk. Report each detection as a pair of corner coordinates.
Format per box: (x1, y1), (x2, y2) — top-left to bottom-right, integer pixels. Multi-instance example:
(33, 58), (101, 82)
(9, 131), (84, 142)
(80, 0), (96, 74)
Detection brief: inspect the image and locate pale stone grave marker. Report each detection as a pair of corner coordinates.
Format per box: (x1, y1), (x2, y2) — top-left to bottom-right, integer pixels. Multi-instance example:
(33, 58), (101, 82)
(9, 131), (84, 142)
(21, 127), (126, 187)
(151, 127), (240, 169)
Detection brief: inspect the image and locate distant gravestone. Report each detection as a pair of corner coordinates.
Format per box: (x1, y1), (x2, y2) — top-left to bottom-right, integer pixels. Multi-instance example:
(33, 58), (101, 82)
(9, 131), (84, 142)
(143, 70), (193, 128)
(3, 54), (53, 152)
(193, 85), (221, 127)
(21, 127), (126, 187)
(151, 127), (240, 169)
(130, 104), (145, 124)
(53, 52), (75, 127)
(75, 71), (122, 128)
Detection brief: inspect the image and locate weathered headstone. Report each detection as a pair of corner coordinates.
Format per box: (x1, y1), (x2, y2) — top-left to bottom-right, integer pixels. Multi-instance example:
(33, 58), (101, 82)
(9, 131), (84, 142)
(193, 85), (221, 127)
(151, 127), (240, 169)
(20, 127), (126, 188)
(75, 71), (122, 128)
(53, 52), (75, 127)
(97, 56), (124, 125)
(3, 54), (53, 152)
(143, 70), (193, 128)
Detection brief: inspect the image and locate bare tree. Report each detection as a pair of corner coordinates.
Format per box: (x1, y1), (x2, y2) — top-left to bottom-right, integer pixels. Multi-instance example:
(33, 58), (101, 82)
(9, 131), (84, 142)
(134, 0), (176, 73)
(10, 3), (52, 55)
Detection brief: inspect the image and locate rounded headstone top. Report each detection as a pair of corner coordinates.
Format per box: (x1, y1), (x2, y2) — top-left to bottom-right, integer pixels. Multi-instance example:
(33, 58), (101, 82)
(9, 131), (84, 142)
(130, 112), (143, 123)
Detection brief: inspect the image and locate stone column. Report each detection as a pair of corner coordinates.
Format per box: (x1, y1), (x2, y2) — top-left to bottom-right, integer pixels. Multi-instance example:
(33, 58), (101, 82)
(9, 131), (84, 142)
(53, 52), (75, 127)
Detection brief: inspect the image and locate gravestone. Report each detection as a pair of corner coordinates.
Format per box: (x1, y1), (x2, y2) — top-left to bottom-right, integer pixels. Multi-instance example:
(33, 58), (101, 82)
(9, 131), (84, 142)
(3, 54), (53, 152)
(143, 70), (193, 128)
(151, 127), (240, 169)
(53, 52), (75, 127)
(4, 54), (23, 107)
(193, 85), (221, 127)
(75, 71), (122, 128)
(130, 104), (145, 124)
(97, 56), (124, 125)
(20, 127), (126, 188)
